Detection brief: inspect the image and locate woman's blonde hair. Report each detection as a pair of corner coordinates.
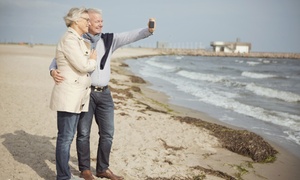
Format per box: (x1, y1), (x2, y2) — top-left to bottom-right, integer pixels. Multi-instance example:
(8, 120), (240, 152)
(64, 7), (88, 27)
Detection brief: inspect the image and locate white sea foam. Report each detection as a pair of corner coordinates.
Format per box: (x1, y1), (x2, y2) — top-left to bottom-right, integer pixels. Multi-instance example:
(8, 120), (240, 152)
(177, 70), (224, 82)
(284, 130), (300, 145)
(176, 82), (300, 132)
(178, 71), (244, 88)
(246, 61), (261, 66)
(242, 71), (277, 79)
(245, 83), (300, 103)
(235, 60), (244, 64)
(145, 60), (178, 71)
(177, 70), (300, 103)
(263, 60), (271, 64)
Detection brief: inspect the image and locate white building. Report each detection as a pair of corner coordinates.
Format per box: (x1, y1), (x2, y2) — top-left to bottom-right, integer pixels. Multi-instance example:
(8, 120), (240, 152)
(211, 40), (251, 53)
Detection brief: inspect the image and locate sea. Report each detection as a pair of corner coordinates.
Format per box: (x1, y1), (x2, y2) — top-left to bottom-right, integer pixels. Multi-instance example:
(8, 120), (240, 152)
(125, 55), (300, 158)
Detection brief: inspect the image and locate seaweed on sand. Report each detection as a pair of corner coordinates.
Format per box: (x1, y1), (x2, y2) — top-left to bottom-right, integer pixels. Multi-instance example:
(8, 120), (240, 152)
(174, 116), (278, 163)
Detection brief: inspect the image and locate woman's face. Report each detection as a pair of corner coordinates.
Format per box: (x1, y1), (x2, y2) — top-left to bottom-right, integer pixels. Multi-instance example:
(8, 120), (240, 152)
(78, 13), (90, 34)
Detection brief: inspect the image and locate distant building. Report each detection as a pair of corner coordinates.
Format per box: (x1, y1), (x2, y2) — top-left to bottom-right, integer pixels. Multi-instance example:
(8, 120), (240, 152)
(211, 39), (251, 53)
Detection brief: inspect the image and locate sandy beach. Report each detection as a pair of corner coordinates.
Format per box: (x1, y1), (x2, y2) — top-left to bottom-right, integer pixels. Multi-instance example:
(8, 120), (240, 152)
(0, 44), (299, 180)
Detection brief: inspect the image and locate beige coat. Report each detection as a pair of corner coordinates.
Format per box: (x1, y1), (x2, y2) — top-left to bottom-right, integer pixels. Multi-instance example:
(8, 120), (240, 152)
(50, 27), (96, 113)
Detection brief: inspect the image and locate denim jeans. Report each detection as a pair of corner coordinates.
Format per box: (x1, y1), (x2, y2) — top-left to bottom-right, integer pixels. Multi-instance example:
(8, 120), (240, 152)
(56, 111), (80, 180)
(76, 88), (114, 172)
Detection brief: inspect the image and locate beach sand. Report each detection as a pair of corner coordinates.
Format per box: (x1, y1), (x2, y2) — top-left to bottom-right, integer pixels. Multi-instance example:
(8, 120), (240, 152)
(0, 44), (299, 180)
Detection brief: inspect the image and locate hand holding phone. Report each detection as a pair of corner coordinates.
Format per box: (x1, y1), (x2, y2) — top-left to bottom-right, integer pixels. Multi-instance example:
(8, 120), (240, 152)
(149, 21), (155, 28)
(148, 18), (155, 33)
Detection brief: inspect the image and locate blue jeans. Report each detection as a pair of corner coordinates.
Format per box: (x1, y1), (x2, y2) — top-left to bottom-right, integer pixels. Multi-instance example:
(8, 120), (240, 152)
(76, 88), (114, 172)
(56, 111), (80, 180)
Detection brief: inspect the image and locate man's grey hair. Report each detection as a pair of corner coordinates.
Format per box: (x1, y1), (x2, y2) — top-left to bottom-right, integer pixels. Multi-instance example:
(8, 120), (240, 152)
(87, 8), (102, 15)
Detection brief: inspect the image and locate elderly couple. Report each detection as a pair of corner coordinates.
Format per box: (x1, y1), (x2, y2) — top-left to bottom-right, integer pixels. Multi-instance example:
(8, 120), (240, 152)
(49, 7), (155, 180)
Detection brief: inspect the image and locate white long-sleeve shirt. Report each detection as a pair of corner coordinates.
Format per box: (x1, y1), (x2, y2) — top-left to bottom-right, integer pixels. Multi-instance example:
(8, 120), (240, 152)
(49, 28), (152, 86)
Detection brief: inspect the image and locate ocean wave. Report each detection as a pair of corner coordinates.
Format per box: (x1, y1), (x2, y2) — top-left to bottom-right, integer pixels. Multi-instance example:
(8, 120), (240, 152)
(284, 130), (300, 145)
(167, 76), (300, 145)
(241, 71), (277, 79)
(175, 56), (184, 60)
(246, 61), (261, 66)
(177, 83), (300, 132)
(242, 59), (277, 66)
(177, 70), (299, 103)
(177, 70), (223, 82)
(145, 60), (179, 72)
(245, 83), (300, 103)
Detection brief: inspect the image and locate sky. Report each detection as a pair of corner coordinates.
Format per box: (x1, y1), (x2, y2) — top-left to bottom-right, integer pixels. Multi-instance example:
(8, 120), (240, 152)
(0, 0), (299, 53)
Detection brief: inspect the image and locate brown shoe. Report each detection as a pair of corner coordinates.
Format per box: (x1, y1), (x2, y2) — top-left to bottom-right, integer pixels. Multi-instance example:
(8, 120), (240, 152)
(96, 169), (124, 180)
(80, 170), (95, 180)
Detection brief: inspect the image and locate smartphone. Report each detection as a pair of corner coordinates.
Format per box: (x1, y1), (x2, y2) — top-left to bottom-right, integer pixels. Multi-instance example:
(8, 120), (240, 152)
(149, 21), (155, 28)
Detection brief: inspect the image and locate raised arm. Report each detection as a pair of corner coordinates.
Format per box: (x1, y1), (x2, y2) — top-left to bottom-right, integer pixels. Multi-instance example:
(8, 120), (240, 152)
(111, 18), (156, 51)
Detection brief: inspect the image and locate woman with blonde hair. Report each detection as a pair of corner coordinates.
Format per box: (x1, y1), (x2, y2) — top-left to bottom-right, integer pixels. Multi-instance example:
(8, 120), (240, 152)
(50, 7), (97, 180)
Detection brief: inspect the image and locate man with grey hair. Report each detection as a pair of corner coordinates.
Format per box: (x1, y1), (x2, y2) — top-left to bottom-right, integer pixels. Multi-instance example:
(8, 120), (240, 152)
(50, 8), (155, 180)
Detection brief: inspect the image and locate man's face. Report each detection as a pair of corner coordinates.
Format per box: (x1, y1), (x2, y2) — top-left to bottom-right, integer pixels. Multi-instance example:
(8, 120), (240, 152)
(88, 12), (103, 35)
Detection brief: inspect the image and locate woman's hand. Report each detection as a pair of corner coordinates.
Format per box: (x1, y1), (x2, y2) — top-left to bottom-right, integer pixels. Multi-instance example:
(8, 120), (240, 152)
(90, 49), (97, 60)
